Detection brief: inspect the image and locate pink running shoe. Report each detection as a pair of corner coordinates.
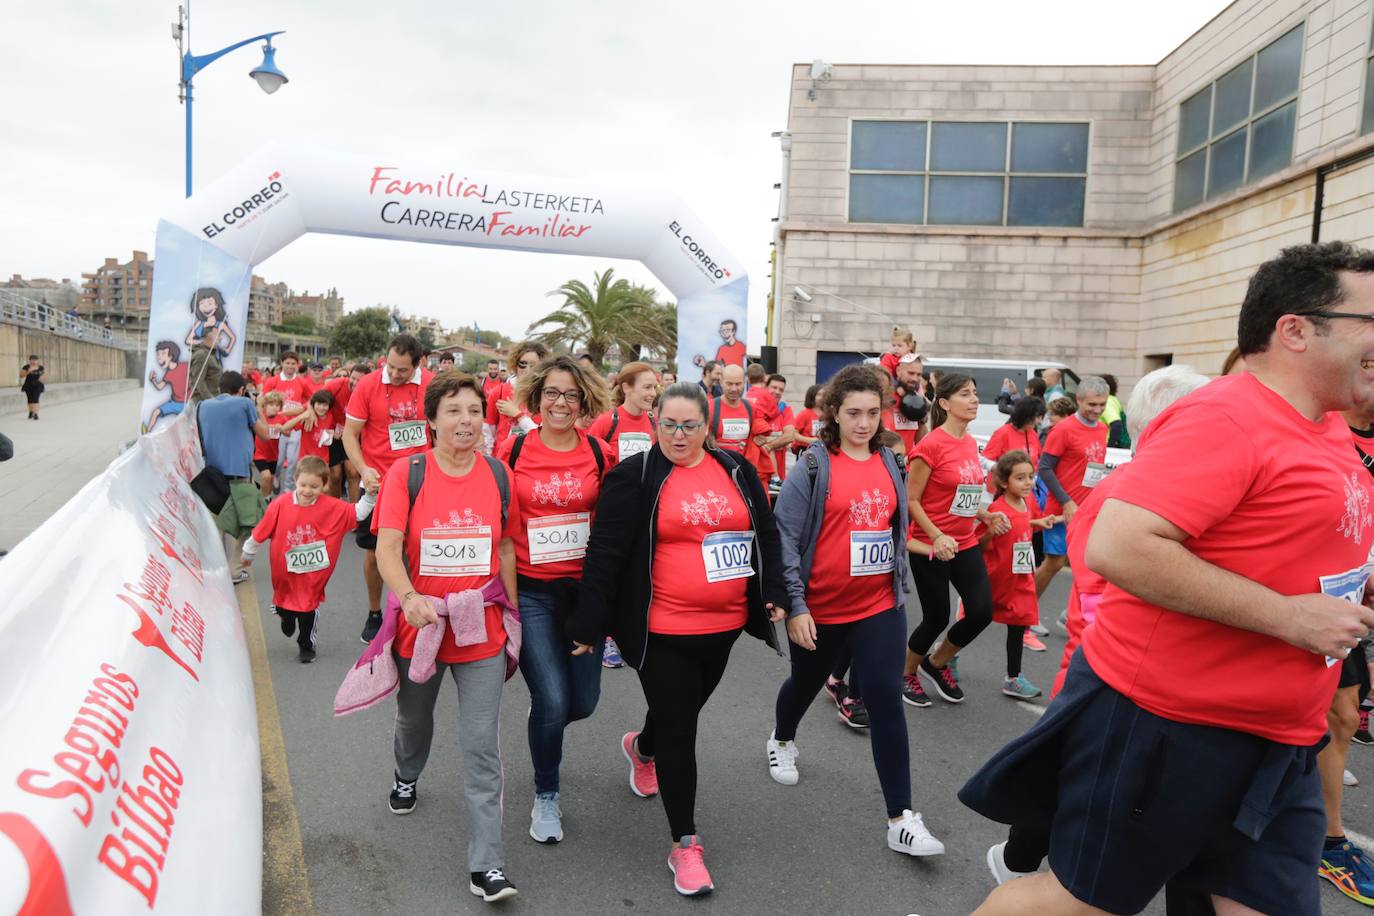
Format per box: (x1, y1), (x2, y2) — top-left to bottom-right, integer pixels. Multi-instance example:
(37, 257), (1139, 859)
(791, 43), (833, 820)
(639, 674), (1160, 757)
(1023, 631), (1047, 652)
(622, 731), (659, 798)
(668, 835), (714, 896)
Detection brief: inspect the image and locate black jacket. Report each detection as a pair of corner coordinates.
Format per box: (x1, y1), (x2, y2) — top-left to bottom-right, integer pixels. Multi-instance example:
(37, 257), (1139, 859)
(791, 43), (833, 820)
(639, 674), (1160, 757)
(568, 445), (789, 669)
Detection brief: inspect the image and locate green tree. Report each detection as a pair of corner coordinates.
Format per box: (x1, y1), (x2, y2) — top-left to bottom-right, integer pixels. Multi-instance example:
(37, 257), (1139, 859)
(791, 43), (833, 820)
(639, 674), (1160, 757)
(274, 313), (316, 335)
(416, 326), (437, 353)
(528, 269), (674, 366)
(329, 307), (392, 358)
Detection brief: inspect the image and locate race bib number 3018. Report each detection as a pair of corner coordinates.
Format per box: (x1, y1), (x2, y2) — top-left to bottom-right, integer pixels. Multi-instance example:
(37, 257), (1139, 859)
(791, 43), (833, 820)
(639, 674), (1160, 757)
(702, 530), (755, 583)
(419, 526), (492, 576)
(528, 512), (591, 565)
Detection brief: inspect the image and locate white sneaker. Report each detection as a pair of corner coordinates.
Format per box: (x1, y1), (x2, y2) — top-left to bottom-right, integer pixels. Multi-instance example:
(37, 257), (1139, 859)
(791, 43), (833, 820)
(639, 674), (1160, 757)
(1346, 768), (1360, 787)
(766, 731), (799, 786)
(986, 841), (1036, 885)
(887, 810), (945, 856)
(1029, 623), (1050, 637)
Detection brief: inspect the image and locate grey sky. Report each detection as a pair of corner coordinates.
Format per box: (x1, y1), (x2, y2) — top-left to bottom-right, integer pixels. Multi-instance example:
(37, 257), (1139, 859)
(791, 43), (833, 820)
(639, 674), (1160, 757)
(3, 0), (1231, 346)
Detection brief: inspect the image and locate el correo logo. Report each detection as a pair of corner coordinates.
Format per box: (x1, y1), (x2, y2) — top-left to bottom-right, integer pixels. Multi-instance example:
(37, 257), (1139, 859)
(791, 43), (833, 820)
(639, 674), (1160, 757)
(203, 172), (286, 238)
(668, 221), (731, 281)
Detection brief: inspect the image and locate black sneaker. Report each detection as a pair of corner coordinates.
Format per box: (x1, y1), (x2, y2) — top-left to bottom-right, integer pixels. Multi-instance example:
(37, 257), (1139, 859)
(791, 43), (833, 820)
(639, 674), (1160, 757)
(902, 674), (931, 708)
(823, 678), (848, 709)
(837, 696), (870, 729)
(360, 610), (383, 645)
(279, 610), (296, 638)
(298, 646), (316, 664)
(470, 868), (518, 902)
(1357, 709), (1374, 746)
(389, 774), (417, 814)
(920, 657), (965, 704)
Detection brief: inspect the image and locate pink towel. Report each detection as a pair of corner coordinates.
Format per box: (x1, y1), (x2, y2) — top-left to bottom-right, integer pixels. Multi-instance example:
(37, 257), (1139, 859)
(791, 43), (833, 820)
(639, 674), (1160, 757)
(408, 590), (490, 683)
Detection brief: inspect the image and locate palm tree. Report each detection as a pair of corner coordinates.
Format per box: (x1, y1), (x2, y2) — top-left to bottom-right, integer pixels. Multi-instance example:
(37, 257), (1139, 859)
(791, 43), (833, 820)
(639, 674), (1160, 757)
(528, 269), (674, 365)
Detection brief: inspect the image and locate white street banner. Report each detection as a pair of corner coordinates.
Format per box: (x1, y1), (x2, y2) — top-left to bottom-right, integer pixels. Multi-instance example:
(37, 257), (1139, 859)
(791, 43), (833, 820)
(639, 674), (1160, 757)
(0, 413), (260, 915)
(155, 144), (749, 380)
(141, 221), (252, 434)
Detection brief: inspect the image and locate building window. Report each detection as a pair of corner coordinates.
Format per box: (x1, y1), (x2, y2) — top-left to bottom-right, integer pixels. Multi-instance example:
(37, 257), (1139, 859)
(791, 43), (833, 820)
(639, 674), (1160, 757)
(1363, 12), (1374, 134)
(1174, 24), (1304, 211)
(848, 119), (1088, 227)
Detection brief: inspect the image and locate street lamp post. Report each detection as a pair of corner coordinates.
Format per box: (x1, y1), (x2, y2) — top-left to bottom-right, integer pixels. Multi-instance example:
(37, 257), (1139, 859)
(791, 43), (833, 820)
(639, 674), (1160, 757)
(172, 2), (288, 198)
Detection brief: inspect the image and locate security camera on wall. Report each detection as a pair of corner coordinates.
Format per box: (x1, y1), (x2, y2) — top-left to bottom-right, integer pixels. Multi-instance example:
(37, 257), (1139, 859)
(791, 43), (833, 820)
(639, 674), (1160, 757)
(793, 286), (814, 303)
(810, 60), (833, 82)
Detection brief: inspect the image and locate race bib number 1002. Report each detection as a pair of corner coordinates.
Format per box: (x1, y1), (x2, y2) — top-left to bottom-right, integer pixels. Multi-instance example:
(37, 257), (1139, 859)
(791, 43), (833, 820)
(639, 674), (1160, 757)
(702, 530), (755, 583)
(850, 531), (894, 577)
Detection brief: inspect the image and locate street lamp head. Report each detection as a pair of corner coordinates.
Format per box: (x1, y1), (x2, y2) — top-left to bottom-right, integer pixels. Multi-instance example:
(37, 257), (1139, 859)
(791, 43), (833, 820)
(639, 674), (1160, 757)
(249, 42), (288, 94)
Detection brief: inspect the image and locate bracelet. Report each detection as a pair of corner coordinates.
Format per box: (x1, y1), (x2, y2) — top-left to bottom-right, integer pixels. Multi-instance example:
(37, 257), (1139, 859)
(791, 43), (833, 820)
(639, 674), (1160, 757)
(402, 590), (419, 604)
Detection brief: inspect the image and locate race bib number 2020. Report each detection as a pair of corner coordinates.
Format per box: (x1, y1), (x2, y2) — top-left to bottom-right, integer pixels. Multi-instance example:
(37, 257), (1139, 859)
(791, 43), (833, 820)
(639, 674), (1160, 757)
(389, 420), (427, 451)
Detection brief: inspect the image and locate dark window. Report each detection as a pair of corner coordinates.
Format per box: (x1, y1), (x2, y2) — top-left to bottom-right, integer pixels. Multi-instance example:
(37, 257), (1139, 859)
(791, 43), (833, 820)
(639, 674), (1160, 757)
(1248, 101), (1296, 181)
(930, 122), (1007, 172)
(848, 174), (924, 223)
(1207, 129), (1248, 199)
(1008, 177), (1086, 227)
(850, 120), (926, 171)
(1174, 150), (1207, 211)
(1011, 122), (1090, 173)
(1178, 87), (1213, 154)
(928, 176), (1004, 225)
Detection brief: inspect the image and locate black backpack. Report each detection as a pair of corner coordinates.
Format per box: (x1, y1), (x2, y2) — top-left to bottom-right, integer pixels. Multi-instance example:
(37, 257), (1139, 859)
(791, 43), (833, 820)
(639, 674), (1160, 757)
(710, 396), (754, 439)
(605, 406), (655, 443)
(405, 452), (511, 525)
(508, 430), (605, 477)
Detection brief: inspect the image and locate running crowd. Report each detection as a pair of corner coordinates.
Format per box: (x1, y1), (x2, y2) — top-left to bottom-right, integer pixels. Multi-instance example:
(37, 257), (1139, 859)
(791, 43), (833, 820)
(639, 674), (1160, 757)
(206, 241), (1374, 912)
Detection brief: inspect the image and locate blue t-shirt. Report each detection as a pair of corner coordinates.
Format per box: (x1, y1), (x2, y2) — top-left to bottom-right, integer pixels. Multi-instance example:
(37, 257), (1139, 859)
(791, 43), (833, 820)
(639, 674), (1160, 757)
(198, 395), (257, 478)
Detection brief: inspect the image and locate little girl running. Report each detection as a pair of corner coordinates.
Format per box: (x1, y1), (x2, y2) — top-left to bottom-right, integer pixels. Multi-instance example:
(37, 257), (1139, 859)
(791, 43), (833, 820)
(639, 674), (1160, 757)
(977, 450), (1059, 700)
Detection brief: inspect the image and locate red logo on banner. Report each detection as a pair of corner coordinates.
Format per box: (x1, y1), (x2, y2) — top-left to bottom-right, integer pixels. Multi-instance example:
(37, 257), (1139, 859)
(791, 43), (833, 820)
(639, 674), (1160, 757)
(0, 812), (74, 916)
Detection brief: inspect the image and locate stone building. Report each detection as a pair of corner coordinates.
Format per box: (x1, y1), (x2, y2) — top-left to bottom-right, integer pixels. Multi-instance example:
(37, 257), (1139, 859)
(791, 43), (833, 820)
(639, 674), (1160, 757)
(773, 0), (1374, 390)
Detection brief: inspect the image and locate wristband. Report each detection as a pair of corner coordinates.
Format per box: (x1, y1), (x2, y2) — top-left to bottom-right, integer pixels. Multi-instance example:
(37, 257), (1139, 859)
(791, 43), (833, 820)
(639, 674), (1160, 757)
(402, 590), (419, 604)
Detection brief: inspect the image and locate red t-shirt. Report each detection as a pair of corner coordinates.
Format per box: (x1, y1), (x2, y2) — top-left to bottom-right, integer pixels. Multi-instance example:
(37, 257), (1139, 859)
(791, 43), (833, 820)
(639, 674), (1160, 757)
(977, 494), (1040, 627)
(879, 352), (901, 378)
(484, 380), (531, 447)
(482, 375), (504, 398)
(712, 399), (756, 455)
(254, 419), (285, 463)
(262, 373), (316, 414)
(883, 407), (923, 456)
(297, 422), (334, 465)
(1042, 416), (1108, 515)
(252, 493), (357, 612)
(1082, 372), (1374, 745)
(1065, 473), (1117, 597)
(792, 409), (823, 445)
(807, 450), (898, 624)
(715, 341), (747, 367)
(162, 362), (190, 402)
(375, 452), (521, 663)
(323, 376), (353, 431)
(585, 407), (656, 463)
(910, 427), (985, 550)
(497, 430), (608, 580)
(649, 459), (751, 634)
(345, 369), (429, 475)
(771, 404), (796, 481)
(983, 423), (1041, 475)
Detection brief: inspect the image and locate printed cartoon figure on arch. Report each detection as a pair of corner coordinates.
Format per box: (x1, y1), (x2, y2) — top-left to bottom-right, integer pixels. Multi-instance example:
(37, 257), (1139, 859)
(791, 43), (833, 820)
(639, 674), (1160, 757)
(185, 287), (236, 359)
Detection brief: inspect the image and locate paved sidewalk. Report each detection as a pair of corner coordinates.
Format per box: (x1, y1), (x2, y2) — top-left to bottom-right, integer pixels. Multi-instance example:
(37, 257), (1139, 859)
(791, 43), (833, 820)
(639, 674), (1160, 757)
(0, 387), (141, 548)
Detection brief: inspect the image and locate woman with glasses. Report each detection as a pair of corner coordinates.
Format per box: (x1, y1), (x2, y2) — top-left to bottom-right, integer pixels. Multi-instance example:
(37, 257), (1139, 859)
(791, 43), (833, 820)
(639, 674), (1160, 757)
(494, 355), (613, 846)
(484, 341), (548, 451)
(570, 382), (787, 897)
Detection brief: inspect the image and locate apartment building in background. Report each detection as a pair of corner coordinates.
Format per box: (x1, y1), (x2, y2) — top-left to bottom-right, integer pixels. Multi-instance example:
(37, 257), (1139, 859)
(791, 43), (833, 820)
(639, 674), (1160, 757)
(773, 0), (1374, 391)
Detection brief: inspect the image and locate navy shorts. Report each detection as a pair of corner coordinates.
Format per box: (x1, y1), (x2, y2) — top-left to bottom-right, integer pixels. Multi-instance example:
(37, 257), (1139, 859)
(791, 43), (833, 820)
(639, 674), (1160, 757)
(960, 651), (1325, 915)
(354, 504), (377, 550)
(1042, 520), (1067, 556)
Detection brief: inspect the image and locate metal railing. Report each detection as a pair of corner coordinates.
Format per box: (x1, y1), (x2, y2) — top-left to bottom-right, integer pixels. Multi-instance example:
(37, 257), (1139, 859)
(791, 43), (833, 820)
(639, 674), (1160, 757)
(0, 289), (142, 351)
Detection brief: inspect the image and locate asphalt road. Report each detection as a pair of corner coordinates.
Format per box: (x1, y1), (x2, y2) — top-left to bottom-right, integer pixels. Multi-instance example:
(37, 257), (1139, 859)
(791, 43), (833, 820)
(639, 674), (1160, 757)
(252, 540), (1374, 916)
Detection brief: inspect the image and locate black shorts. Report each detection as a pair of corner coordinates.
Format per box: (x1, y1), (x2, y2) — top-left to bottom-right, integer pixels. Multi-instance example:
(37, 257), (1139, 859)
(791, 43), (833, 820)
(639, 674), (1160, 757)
(1338, 640), (1371, 695)
(354, 504), (377, 551)
(960, 651), (1325, 915)
(253, 459), (276, 474)
(329, 439), (346, 467)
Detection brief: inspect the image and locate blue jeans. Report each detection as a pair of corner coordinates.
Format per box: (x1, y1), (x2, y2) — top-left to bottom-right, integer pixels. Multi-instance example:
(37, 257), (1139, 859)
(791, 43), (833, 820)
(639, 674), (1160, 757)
(518, 585), (605, 794)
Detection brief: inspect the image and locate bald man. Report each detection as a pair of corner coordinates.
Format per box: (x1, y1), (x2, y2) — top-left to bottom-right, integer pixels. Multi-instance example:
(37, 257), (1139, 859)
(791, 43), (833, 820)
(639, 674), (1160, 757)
(710, 364), (774, 494)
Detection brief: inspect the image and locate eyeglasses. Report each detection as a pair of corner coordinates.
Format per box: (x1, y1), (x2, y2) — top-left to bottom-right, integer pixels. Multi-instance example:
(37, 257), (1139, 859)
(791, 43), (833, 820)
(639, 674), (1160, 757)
(659, 419), (706, 436)
(540, 388), (583, 405)
(1304, 310), (1374, 323)
(517, 360), (538, 369)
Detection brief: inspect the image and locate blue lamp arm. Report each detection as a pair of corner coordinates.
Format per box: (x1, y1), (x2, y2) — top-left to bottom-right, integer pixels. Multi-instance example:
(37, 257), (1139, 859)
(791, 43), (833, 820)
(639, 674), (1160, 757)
(182, 30), (285, 80)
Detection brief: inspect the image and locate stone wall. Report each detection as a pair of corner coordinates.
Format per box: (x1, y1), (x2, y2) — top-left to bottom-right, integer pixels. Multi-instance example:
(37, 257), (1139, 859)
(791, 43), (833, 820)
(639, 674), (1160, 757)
(0, 323), (132, 388)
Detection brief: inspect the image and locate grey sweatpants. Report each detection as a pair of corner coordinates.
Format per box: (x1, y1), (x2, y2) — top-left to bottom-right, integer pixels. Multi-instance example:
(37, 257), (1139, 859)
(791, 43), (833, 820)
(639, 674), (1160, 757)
(394, 651), (506, 871)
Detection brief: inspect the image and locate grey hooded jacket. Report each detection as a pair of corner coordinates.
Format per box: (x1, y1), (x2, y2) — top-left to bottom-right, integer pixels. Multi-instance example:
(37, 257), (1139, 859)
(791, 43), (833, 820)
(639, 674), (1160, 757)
(773, 440), (910, 619)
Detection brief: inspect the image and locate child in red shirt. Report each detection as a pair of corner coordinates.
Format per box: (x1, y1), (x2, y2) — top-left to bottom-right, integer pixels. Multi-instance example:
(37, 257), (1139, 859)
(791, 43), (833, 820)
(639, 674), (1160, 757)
(241, 456), (376, 662)
(283, 390), (337, 466)
(977, 451), (1058, 700)
(879, 326), (916, 379)
(254, 392), (286, 496)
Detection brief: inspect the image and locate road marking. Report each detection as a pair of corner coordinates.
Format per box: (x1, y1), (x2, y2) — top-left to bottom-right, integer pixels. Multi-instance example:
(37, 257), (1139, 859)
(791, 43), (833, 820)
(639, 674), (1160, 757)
(1015, 701), (1046, 717)
(1348, 828), (1374, 850)
(238, 578), (315, 916)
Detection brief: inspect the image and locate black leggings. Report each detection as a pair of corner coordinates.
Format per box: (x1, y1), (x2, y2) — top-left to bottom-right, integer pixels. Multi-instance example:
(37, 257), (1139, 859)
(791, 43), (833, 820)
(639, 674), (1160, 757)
(774, 607), (910, 817)
(1006, 625), (1026, 678)
(907, 546), (994, 657)
(635, 628), (741, 841)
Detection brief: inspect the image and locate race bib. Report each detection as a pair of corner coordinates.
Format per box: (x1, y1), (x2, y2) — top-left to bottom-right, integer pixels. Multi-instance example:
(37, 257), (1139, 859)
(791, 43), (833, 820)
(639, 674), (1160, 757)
(891, 413), (921, 430)
(268, 425), (282, 440)
(618, 432), (652, 461)
(1320, 566), (1372, 667)
(1012, 541), (1035, 575)
(419, 526), (491, 576)
(720, 418), (749, 442)
(811, 419), (823, 436)
(285, 541), (329, 574)
(701, 530), (754, 583)
(1083, 462), (1109, 488)
(388, 420), (427, 451)
(950, 484), (983, 518)
(528, 512), (591, 565)
(850, 531), (894, 577)
(318, 429), (334, 447)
